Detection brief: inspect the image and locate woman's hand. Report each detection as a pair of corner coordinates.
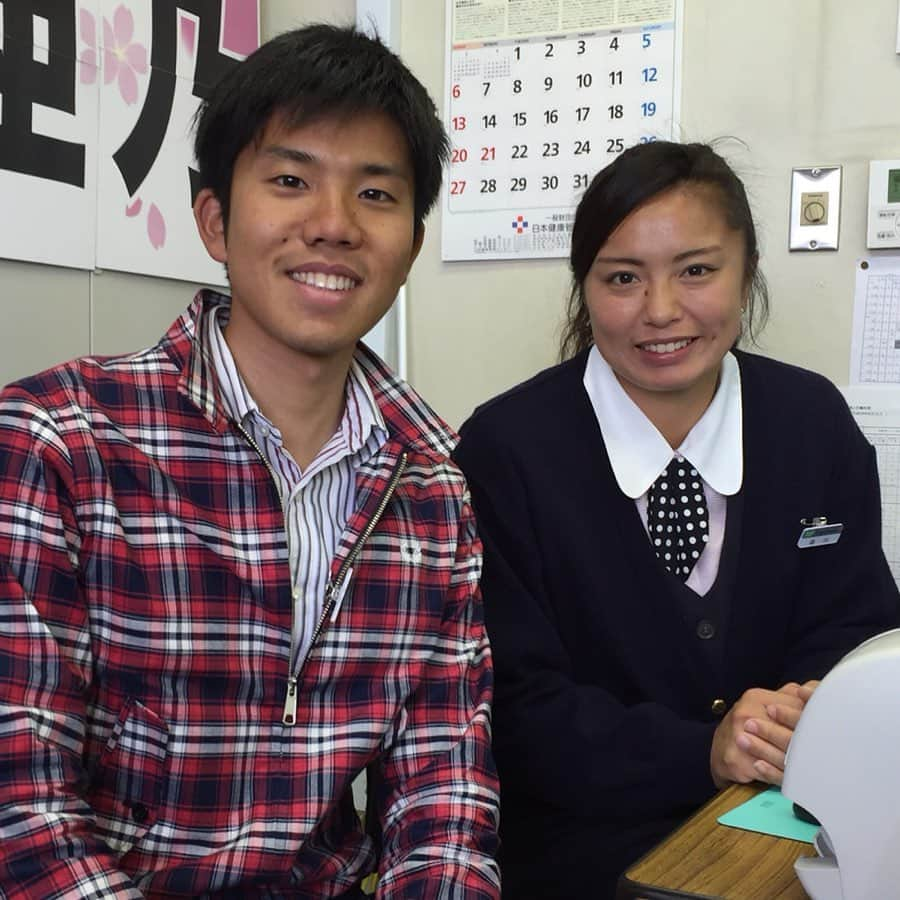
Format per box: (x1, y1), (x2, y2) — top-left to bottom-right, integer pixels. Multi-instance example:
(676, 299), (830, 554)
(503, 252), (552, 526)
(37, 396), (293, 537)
(710, 681), (819, 788)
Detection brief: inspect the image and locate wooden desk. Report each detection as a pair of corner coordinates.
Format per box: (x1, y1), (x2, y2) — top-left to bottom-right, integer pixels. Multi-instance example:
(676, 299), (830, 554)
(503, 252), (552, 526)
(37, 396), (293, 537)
(618, 784), (813, 899)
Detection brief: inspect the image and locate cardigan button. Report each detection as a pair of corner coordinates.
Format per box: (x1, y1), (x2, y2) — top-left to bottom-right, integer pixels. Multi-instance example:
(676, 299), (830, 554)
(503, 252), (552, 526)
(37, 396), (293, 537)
(711, 698), (728, 717)
(696, 619), (716, 640)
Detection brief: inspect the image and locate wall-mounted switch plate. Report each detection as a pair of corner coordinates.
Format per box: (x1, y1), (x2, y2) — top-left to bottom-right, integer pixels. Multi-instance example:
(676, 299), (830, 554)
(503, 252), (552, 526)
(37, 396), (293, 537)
(790, 166), (842, 251)
(867, 160), (900, 249)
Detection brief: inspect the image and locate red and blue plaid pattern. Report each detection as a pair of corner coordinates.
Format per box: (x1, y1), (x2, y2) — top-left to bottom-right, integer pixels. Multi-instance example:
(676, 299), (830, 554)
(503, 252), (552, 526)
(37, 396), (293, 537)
(0, 292), (500, 898)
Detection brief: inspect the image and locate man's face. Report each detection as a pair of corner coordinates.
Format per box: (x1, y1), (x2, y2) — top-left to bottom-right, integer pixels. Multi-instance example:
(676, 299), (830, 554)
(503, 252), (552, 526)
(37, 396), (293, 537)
(195, 111), (422, 371)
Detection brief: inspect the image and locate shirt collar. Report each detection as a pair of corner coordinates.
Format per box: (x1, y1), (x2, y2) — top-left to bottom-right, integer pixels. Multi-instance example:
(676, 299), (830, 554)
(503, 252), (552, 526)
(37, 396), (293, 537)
(205, 303), (387, 454)
(582, 345), (743, 498)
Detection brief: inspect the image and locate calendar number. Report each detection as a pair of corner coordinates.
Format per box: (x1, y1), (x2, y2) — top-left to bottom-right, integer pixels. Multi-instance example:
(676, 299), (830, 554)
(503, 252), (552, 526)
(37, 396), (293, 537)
(452, 84), (461, 99)
(545, 42), (554, 57)
(544, 76), (554, 91)
(609, 36), (619, 50)
(452, 116), (466, 131)
(482, 82), (492, 96)
(574, 140), (592, 156)
(480, 146), (496, 161)
(513, 112), (528, 126)
(609, 70), (622, 86)
(511, 177), (528, 191)
(542, 142), (560, 157)
(450, 180), (466, 195)
(451, 148), (468, 163)
(513, 79), (523, 93)
(511, 144), (528, 160)
(577, 72), (593, 89)
(480, 179), (497, 193)
(642, 33), (652, 48)
(607, 138), (624, 153)
(642, 67), (658, 82)
(641, 101), (657, 117)
(544, 109), (559, 125)
(542, 175), (559, 190)
(608, 104), (624, 119)
(573, 173), (589, 189)
(575, 106), (591, 123)
(482, 114), (497, 128)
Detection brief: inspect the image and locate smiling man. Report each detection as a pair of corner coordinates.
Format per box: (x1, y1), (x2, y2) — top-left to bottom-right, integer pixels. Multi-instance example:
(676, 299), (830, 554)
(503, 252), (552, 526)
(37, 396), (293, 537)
(0, 25), (499, 899)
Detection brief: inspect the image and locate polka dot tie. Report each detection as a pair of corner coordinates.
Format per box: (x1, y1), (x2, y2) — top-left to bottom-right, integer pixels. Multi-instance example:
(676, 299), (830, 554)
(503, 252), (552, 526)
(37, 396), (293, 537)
(646, 456), (709, 581)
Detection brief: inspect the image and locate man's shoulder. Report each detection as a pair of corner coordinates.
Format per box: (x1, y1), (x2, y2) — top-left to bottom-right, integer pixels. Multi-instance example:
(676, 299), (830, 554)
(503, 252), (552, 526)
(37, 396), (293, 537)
(354, 343), (459, 464)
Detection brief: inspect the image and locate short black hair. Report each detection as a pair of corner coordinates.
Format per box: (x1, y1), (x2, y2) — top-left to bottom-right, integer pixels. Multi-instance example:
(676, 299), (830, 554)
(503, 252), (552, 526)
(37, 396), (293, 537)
(193, 23), (448, 235)
(560, 141), (769, 360)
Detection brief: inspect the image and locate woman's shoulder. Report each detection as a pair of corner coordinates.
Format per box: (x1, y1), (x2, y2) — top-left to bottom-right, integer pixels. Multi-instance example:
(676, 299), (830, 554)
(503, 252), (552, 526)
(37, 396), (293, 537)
(734, 349), (855, 442)
(735, 349), (846, 406)
(456, 352), (590, 461)
(464, 352), (588, 428)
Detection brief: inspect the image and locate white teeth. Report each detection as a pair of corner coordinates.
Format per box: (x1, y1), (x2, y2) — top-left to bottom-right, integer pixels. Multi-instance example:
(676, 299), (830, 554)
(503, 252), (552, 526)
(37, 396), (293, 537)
(644, 339), (691, 354)
(290, 271), (356, 291)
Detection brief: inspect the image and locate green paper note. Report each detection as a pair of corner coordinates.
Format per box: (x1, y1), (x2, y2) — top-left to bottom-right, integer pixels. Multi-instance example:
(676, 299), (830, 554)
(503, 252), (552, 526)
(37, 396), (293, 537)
(717, 787), (819, 844)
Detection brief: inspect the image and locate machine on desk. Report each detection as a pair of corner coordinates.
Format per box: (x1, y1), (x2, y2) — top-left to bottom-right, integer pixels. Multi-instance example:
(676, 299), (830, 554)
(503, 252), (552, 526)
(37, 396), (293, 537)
(782, 627), (900, 900)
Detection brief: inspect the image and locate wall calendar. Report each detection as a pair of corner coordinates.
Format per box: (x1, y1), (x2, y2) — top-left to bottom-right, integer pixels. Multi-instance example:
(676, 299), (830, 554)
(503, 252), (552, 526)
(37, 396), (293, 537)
(441, 0), (682, 261)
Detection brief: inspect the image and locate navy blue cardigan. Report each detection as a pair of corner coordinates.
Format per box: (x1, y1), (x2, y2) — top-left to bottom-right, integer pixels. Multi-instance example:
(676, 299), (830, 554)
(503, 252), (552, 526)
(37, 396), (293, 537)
(454, 349), (900, 899)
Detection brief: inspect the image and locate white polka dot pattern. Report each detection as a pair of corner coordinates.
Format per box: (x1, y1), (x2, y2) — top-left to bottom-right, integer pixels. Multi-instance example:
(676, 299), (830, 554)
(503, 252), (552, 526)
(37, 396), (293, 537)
(646, 456), (709, 581)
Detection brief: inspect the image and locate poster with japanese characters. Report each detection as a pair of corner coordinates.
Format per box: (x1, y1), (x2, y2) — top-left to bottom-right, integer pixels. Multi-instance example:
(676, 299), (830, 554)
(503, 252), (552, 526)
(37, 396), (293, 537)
(442, 0), (682, 261)
(0, 1), (259, 283)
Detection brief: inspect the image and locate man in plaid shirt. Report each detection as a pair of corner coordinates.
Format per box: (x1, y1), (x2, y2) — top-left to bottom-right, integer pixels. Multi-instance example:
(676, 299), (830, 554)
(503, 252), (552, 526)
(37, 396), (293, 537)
(0, 24), (499, 898)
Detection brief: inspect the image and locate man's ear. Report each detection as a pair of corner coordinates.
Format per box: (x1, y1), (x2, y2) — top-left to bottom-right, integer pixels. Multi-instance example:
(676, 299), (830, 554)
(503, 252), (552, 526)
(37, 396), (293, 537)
(404, 224), (426, 280)
(193, 188), (227, 263)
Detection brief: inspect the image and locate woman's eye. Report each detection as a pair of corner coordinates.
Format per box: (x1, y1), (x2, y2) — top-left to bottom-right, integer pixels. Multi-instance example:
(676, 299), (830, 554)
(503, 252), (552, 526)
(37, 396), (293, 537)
(684, 264), (711, 277)
(610, 272), (637, 285)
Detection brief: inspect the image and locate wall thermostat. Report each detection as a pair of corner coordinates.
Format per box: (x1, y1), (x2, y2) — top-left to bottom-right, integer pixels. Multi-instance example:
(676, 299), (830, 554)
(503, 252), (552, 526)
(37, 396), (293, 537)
(790, 166), (842, 251)
(867, 160), (900, 249)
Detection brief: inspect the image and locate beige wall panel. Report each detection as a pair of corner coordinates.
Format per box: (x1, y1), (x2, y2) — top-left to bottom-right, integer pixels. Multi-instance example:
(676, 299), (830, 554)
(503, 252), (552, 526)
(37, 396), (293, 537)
(90, 270), (211, 357)
(400, 2), (572, 430)
(0, 260), (90, 387)
(263, 0), (355, 36)
(402, 0), (900, 430)
(679, 0), (900, 389)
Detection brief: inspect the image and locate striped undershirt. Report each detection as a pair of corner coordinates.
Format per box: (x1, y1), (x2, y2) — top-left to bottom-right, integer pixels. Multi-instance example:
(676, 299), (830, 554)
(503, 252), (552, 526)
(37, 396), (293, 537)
(206, 308), (388, 669)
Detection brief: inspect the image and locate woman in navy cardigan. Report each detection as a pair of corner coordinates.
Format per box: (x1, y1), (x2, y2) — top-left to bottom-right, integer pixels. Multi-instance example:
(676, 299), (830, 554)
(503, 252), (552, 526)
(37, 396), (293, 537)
(454, 142), (900, 898)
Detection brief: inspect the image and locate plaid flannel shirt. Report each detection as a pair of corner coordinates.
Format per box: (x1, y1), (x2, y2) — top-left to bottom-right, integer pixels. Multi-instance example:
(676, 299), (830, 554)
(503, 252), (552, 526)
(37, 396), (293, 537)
(0, 291), (500, 899)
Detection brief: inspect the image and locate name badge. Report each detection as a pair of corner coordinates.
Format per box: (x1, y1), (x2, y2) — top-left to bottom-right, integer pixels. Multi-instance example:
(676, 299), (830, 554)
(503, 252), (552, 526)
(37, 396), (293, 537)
(797, 522), (844, 549)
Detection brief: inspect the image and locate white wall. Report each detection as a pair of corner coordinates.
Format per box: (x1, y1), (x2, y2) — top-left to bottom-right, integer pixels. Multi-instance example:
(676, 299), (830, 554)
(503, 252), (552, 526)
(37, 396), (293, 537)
(400, 0), (900, 428)
(4, 0), (900, 434)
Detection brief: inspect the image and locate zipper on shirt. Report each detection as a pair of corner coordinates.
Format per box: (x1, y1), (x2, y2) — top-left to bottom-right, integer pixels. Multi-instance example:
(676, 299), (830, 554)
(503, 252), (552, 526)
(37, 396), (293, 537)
(281, 450), (409, 726)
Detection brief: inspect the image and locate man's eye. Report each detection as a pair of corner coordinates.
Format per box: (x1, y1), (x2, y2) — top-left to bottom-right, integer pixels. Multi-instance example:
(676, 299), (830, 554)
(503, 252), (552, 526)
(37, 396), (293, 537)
(360, 188), (394, 202)
(274, 175), (304, 189)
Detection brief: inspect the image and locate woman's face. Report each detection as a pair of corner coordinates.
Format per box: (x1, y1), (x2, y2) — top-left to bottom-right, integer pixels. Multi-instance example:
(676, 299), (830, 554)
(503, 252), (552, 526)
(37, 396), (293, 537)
(584, 185), (747, 420)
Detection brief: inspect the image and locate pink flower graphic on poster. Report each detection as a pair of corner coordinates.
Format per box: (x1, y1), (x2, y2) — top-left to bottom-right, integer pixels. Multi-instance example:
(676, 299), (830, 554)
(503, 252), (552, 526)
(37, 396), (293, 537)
(78, 8), (98, 84)
(147, 204), (166, 249)
(103, 5), (149, 105)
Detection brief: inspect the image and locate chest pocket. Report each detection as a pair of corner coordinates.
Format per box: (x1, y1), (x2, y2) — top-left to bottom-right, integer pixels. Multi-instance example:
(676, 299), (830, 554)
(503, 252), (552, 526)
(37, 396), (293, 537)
(86, 697), (170, 856)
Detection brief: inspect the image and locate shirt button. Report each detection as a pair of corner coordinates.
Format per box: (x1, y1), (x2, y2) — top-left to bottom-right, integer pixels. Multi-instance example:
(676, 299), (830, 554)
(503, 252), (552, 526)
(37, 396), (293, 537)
(711, 698), (728, 716)
(696, 620), (716, 640)
(131, 802), (150, 824)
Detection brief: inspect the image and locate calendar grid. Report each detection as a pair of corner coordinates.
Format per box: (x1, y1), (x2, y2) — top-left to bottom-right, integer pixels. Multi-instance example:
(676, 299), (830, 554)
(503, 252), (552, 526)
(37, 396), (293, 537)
(441, 0), (683, 261)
